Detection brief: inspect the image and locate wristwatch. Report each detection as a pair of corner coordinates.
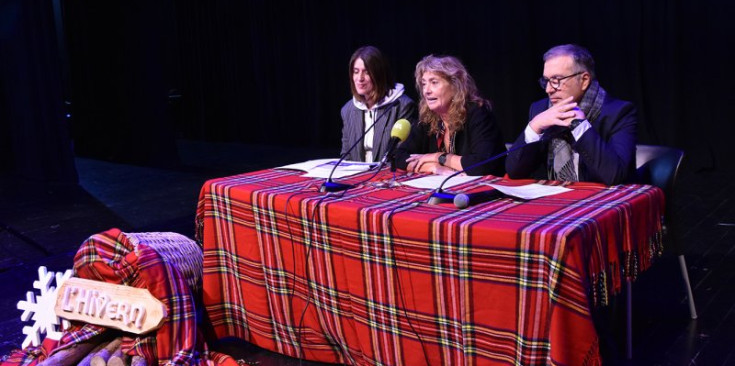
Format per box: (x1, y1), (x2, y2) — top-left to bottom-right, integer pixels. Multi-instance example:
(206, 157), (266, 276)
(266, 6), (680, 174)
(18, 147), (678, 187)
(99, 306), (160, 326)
(438, 153), (448, 166)
(569, 119), (584, 130)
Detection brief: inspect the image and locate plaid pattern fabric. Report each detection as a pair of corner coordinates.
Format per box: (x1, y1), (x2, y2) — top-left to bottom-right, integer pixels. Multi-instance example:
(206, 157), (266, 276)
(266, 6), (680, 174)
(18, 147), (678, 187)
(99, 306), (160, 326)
(2, 229), (237, 366)
(0, 339), (57, 366)
(549, 135), (577, 181)
(195, 169), (665, 366)
(546, 80), (607, 182)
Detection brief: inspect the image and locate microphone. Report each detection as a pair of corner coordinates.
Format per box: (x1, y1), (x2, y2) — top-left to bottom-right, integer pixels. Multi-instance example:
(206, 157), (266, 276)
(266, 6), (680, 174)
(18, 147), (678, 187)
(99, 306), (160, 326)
(453, 189), (503, 209)
(426, 149), (510, 205)
(427, 125), (569, 205)
(381, 119), (411, 161)
(379, 119), (411, 173)
(321, 119), (410, 193)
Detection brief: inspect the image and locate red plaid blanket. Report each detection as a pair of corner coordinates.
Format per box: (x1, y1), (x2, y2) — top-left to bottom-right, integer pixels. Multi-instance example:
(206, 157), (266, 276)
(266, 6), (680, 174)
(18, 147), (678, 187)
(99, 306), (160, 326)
(2, 229), (238, 366)
(195, 169), (664, 366)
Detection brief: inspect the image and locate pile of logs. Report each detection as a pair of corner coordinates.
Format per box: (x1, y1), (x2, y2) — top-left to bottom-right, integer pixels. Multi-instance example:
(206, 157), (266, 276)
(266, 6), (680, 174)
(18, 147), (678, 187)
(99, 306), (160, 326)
(37, 333), (145, 366)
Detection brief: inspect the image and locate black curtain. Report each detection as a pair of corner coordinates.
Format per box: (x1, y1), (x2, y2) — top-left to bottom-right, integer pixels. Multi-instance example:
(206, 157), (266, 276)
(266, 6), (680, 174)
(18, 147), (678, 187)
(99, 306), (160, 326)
(0, 0), (77, 183)
(63, 1), (178, 166)
(3, 0), (734, 178)
(163, 0), (733, 171)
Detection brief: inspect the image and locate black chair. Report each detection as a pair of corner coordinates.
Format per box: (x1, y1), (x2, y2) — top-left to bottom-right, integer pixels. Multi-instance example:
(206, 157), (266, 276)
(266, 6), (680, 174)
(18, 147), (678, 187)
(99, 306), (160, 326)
(624, 144), (697, 358)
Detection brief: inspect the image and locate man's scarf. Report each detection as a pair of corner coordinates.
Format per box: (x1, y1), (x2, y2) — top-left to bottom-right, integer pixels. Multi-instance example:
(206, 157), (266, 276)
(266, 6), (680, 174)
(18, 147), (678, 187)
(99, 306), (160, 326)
(547, 80), (606, 181)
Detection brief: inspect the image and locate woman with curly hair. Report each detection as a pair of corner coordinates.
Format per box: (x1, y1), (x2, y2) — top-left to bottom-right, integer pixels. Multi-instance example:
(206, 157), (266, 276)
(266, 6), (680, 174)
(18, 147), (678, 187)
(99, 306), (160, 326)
(395, 55), (505, 176)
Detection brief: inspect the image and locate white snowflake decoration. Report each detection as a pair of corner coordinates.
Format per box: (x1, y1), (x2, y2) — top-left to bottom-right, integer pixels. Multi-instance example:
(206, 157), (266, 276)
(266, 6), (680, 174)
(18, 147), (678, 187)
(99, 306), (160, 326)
(17, 266), (73, 349)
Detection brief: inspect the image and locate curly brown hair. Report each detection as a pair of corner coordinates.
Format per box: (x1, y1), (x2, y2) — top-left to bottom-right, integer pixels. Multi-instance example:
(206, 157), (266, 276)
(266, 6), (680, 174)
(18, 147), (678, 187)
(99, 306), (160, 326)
(414, 55), (489, 135)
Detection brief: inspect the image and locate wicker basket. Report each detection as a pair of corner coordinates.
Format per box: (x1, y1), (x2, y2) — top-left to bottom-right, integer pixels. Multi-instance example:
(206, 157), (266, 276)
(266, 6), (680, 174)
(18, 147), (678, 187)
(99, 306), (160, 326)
(125, 232), (203, 291)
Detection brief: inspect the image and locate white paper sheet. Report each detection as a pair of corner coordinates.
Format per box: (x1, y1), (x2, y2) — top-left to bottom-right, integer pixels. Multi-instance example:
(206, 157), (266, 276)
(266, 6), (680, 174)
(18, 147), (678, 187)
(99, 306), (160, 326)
(487, 183), (571, 200)
(275, 159), (377, 179)
(402, 175), (480, 190)
(276, 159), (337, 172)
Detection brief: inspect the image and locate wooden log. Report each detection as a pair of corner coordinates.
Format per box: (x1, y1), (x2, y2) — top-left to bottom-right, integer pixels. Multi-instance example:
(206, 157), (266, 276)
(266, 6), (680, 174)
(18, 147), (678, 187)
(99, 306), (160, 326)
(36, 339), (100, 366)
(90, 337), (122, 366)
(131, 355), (147, 366)
(78, 339), (112, 366)
(107, 346), (128, 366)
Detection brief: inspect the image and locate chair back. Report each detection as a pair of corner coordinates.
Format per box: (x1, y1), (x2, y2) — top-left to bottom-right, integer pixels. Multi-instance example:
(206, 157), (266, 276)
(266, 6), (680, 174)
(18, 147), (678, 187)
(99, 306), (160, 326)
(635, 144), (684, 197)
(635, 144), (685, 252)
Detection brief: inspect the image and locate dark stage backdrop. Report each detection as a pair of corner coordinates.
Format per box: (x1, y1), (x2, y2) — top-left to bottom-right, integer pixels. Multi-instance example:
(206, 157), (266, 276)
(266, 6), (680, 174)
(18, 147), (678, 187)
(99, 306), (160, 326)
(2, 0), (734, 182)
(0, 0), (77, 183)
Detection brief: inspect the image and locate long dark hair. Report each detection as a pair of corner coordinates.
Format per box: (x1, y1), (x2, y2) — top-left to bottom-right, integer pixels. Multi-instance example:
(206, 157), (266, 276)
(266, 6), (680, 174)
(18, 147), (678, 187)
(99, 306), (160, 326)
(349, 46), (396, 106)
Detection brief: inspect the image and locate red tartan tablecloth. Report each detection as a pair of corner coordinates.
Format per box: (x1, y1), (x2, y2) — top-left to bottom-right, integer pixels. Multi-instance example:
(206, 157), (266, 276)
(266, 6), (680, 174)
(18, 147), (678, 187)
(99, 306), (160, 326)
(195, 169), (665, 366)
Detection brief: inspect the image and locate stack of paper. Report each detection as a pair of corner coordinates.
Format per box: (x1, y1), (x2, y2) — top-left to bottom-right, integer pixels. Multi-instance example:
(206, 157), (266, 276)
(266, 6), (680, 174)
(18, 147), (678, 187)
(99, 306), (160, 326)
(401, 175), (480, 190)
(402, 175), (572, 200)
(486, 183), (571, 200)
(276, 159), (377, 179)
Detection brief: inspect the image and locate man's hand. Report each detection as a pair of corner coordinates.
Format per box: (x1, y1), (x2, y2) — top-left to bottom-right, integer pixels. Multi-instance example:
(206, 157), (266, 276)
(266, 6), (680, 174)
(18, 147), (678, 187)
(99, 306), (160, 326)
(568, 107), (586, 123)
(529, 96), (583, 133)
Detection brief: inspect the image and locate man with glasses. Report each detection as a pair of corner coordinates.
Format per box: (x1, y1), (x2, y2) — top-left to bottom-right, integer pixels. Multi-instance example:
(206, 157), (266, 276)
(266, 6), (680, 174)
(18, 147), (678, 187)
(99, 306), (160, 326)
(505, 44), (637, 185)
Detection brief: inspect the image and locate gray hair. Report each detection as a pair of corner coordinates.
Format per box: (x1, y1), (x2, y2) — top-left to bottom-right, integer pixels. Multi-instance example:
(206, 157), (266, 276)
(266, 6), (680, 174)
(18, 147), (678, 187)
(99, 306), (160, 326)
(543, 44), (596, 80)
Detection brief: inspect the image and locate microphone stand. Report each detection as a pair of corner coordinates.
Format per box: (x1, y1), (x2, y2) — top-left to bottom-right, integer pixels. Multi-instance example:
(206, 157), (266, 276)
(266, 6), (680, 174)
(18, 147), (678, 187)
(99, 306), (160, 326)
(321, 121), (379, 193)
(384, 151), (403, 188)
(427, 126), (571, 204)
(320, 162), (355, 192)
(367, 151), (402, 189)
(427, 140), (538, 204)
(365, 119), (412, 189)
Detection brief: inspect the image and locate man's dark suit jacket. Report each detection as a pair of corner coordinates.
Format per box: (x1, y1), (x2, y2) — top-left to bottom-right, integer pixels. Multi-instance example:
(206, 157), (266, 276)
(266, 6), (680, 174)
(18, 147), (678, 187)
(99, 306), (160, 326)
(505, 95), (637, 185)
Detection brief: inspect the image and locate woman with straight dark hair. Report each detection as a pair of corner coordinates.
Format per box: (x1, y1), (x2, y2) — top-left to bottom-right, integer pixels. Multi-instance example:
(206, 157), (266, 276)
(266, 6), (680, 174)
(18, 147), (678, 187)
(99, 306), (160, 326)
(340, 46), (416, 162)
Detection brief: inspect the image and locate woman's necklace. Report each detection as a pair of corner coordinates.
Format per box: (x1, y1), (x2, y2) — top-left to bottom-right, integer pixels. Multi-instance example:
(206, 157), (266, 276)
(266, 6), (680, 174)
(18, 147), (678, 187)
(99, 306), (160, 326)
(441, 121), (455, 154)
(448, 131), (455, 154)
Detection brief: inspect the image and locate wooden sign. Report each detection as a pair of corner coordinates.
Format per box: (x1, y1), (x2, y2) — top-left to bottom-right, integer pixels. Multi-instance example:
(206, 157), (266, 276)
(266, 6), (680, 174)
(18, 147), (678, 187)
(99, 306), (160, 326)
(54, 277), (167, 334)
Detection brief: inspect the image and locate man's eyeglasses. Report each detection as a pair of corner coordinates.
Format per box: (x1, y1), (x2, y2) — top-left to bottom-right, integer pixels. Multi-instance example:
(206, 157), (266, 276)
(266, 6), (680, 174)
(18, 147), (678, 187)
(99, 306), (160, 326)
(538, 71), (584, 90)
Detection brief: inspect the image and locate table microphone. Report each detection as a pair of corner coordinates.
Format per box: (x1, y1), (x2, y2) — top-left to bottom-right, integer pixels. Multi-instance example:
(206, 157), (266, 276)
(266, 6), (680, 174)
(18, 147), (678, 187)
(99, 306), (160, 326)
(426, 150), (511, 205)
(321, 119), (410, 193)
(428, 125), (570, 205)
(379, 119), (411, 165)
(453, 189), (504, 209)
